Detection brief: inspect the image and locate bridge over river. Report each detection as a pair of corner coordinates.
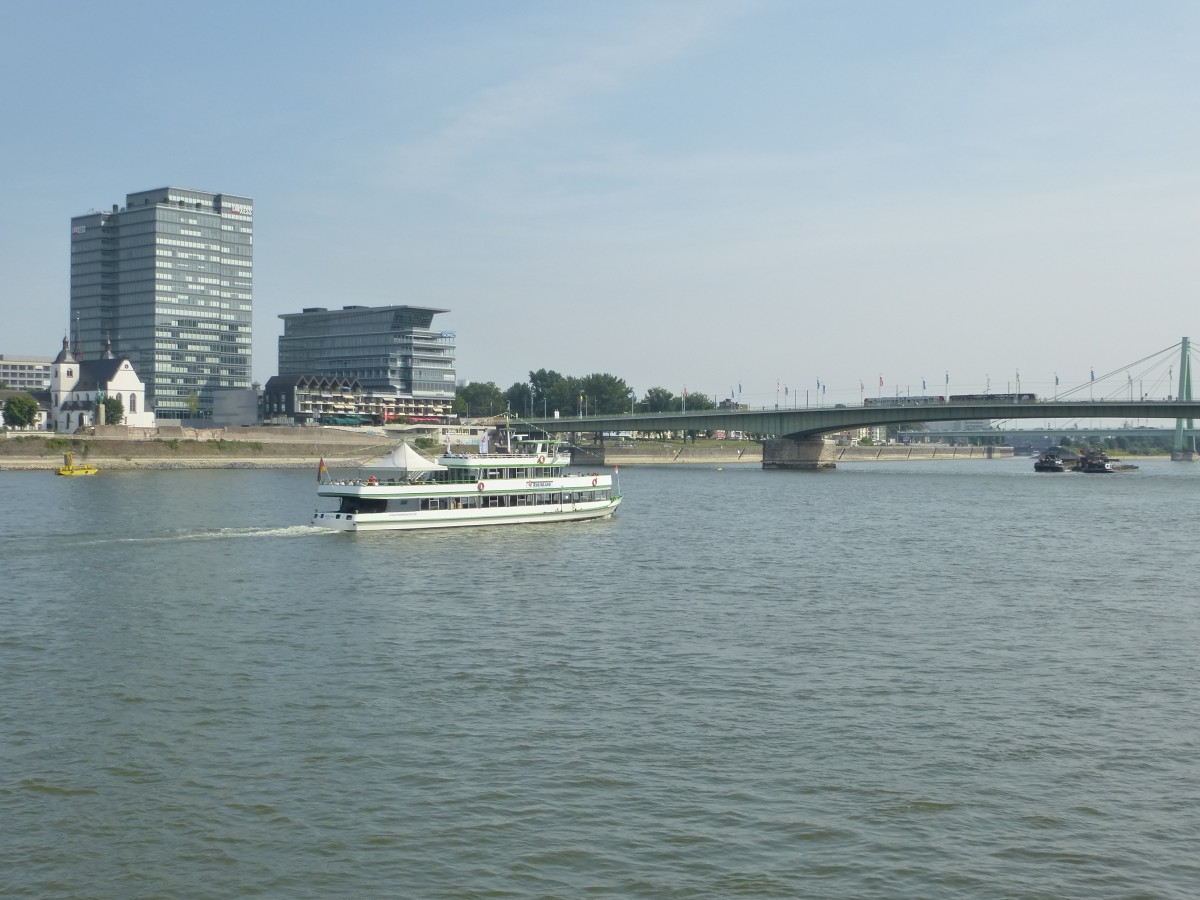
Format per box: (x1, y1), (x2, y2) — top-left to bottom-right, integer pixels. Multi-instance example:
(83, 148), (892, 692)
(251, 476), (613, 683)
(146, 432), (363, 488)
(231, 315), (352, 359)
(525, 399), (1200, 469)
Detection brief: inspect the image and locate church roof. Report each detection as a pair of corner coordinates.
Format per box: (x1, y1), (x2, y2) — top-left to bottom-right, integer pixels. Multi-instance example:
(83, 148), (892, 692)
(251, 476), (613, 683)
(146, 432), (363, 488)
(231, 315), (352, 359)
(72, 357), (129, 393)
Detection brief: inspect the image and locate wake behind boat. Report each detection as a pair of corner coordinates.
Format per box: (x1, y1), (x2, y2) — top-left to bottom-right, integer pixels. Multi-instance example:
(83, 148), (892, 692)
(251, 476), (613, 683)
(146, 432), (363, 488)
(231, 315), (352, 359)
(310, 435), (621, 532)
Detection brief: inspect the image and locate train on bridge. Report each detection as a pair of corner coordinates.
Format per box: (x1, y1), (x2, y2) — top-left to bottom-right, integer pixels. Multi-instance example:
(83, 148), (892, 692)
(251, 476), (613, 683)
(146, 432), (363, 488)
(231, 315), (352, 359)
(864, 393), (1037, 407)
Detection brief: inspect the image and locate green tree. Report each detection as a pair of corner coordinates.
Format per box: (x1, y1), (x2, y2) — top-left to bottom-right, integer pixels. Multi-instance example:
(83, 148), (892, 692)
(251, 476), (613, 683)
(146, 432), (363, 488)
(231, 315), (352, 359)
(187, 392), (201, 417)
(455, 381), (507, 417)
(103, 395), (125, 426)
(578, 373), (633, 415)
(528, 369), (578, 418)
(682, 390), (717, 411)
(2, 394), (39, 428)
(641, 386), (679, 412)
(505, 381), (537, 418)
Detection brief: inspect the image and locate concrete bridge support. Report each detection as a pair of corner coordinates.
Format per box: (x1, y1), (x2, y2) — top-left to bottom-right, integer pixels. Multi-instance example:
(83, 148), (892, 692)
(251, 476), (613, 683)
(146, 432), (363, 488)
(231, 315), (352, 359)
(1173, 336), (1195, 461)
(762, 437), (838, 470)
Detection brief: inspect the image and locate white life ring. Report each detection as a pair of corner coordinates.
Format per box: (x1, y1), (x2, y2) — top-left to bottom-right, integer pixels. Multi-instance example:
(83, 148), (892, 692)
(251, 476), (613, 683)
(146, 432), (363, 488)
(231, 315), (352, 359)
(537, 455), (546, 464)
(591, 477), (598, 487)
(477, 481), (485, 491)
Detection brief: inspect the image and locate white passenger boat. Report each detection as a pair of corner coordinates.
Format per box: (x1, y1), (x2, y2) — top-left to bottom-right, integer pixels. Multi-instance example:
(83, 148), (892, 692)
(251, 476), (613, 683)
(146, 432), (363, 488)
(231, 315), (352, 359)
(311, 436), (621, 532)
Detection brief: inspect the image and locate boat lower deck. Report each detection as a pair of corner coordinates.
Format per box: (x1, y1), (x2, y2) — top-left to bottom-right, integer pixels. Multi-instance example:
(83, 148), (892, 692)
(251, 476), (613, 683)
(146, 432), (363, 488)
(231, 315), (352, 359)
(312, 497), (621, 532)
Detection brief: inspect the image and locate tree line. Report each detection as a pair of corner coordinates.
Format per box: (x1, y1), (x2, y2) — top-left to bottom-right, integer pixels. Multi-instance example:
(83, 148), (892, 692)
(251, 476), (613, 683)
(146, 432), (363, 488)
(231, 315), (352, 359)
(454, 369), (719, 419)
(1, 394), (124, 429)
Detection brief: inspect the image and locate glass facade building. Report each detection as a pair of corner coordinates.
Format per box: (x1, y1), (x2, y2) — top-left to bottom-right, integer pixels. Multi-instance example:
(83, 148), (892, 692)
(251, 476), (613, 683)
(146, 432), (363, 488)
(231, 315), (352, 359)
(70, 187), (253, 420)
(277, 305), (456, 412)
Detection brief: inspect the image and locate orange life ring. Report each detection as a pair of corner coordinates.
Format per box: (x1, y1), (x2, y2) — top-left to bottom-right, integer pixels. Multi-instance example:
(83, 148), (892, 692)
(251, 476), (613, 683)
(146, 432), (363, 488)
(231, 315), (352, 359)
(537, 455), (546, 464)
(477, 481), (485, 491)
(591, 477), (598, 487)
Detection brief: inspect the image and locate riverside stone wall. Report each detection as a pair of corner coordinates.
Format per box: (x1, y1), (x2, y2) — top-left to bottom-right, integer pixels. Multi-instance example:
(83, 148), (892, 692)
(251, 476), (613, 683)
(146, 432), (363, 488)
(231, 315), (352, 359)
(574, 441), (1012, 467)
(0, 428), (397, 469)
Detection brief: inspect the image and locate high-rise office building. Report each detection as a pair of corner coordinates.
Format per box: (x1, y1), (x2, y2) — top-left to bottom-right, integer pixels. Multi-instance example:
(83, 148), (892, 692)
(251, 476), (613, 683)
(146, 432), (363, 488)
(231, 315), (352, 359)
(70, 187), (253, 420)
(277, 305), (456, 413)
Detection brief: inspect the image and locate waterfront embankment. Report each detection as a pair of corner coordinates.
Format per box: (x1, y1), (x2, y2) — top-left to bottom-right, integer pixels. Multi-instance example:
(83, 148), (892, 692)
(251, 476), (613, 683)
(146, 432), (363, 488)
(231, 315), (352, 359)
(3, 426), (1017, 471)
(575, 442), (1012, 466)
(0, 425), (396, 471)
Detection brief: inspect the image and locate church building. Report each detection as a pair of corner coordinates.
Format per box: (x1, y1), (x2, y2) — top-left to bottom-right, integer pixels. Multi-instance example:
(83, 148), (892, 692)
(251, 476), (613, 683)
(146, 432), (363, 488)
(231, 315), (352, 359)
(49, 337), (156, 433)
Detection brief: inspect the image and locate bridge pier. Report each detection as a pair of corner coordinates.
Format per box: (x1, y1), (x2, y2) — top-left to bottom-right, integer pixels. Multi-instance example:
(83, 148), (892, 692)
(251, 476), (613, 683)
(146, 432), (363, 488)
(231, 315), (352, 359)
(762, 437), (837, 470)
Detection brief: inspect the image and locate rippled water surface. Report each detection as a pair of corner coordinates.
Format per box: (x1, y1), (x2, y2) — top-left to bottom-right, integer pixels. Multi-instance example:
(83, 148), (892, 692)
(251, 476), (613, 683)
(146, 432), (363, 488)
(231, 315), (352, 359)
(3, 459), (1199, 898)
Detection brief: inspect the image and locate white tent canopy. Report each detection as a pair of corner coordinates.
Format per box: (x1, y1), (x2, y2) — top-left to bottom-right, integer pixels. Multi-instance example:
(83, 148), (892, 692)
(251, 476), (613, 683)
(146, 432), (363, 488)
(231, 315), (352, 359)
(360, 441), (446, 474)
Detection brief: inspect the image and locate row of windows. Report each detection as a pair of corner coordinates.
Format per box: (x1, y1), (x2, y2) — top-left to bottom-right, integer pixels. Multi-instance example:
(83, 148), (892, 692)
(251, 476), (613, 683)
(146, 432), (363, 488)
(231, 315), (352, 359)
(155, 348), (249, 360)
(422, 491), (608, 510)
(157, 249), (253, 268)
(153, 376), (251, 392)
(156, 364), (242, 375)
(157, 237), (251, 254)
(157, 323), (249, 336)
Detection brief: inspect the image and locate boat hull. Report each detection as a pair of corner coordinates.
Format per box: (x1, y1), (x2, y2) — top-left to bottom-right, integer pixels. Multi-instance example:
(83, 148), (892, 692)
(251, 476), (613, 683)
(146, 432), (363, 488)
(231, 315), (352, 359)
(312, 498), (621, 532)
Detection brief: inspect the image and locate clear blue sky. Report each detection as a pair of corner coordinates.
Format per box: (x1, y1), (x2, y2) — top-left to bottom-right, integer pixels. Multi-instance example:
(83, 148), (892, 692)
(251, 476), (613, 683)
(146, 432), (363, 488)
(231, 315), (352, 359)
(3, 1), (1198, 407)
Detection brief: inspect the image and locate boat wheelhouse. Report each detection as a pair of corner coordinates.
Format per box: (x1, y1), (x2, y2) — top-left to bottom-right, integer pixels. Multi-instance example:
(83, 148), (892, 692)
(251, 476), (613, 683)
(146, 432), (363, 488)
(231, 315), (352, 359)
(311, 437), (621, 532)
(56, 451), (99, 476)
(1033, 450), (1066, 472)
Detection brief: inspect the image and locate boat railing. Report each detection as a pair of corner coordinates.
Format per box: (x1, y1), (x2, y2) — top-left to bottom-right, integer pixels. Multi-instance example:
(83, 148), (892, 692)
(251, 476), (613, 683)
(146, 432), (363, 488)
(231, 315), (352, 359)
(441, 450), (570, 462)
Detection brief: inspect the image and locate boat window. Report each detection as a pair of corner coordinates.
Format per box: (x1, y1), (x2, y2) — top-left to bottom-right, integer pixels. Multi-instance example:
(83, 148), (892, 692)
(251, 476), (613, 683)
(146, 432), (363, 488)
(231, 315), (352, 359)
(339, 497), (387, 514)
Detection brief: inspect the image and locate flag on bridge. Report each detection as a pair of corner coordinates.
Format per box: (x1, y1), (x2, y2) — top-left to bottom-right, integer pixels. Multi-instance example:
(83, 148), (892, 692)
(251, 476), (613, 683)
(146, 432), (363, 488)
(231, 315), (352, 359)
(879, 375), (884, 388)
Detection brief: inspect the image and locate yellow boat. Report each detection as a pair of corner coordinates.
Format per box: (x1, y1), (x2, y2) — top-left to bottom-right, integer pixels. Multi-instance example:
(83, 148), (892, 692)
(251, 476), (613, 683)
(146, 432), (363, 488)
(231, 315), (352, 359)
(56, 451), (99, 476)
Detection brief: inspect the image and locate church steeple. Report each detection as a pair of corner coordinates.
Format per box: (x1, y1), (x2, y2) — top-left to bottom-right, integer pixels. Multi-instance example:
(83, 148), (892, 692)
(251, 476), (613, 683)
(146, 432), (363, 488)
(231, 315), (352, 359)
(53, 335), (75, 365)
(102, 337), (115, 360)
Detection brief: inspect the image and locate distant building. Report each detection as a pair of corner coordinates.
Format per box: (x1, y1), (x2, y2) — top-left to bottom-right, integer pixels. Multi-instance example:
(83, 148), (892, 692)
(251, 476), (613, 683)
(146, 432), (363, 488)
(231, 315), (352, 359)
(48, 337), (156, 433)
(211, 387), (262, 427)
(0, 355), (52, 391)
(262, 374), (363, 424)
(276, 305), (456, 420)
(70, 186), (253, 421)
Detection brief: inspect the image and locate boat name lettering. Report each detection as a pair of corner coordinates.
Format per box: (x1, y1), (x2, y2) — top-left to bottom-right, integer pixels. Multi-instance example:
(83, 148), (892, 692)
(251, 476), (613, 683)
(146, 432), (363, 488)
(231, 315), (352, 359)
(526, 480), (553, 488)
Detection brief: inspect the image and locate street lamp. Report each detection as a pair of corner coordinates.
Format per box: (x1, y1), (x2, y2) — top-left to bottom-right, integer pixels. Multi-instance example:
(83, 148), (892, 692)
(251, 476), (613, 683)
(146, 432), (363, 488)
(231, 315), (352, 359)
(629, 389), (635, 416)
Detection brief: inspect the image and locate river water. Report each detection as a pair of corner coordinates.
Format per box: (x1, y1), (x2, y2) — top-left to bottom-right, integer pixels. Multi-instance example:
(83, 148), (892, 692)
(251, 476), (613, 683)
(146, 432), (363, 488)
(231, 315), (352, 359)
(2, 458), (1198, 898)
